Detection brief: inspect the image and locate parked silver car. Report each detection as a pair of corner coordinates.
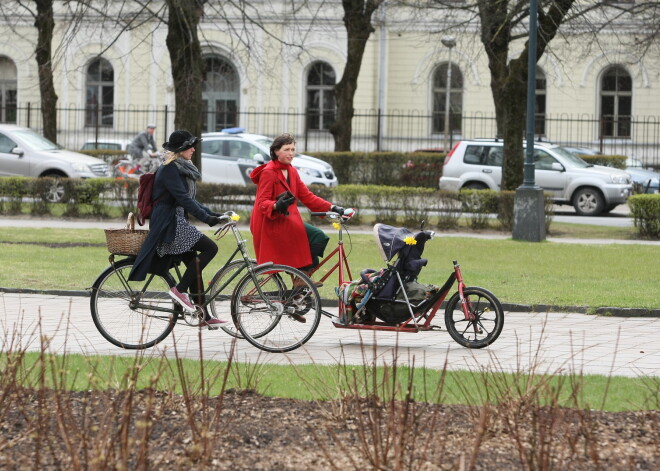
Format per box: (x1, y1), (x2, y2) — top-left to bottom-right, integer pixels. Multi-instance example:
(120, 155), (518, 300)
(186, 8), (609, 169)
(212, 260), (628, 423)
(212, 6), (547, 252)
(0, 124), (109, 202)
(439, 139), (632, 215)
(201, 128), (338, 187)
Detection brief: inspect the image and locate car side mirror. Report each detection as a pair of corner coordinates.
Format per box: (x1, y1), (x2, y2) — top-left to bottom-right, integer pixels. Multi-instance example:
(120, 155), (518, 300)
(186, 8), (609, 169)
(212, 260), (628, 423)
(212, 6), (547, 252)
(253, 153), (266, 164)
(11, 147), (24, 157)
(551, 162), (564, 172)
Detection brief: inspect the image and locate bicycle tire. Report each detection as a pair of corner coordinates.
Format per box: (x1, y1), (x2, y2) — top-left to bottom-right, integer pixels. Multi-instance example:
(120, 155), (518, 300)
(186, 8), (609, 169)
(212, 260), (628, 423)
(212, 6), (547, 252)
(444, 286), (504, 349)
(208, 259), (256, 338)
(90, 258), (178, 349)
(232, 264), (322, 353)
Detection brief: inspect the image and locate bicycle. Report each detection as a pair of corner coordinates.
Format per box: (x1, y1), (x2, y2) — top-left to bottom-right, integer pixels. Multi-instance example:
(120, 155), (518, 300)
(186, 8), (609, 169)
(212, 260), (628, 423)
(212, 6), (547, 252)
(89, 211), (322, 350)
(113, 149), (162, 180)
(237, 209), (504, 352)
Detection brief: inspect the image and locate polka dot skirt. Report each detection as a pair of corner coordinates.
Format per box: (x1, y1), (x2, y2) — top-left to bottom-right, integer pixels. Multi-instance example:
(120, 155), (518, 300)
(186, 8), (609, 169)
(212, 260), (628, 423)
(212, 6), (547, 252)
(157, 206), (203, 257)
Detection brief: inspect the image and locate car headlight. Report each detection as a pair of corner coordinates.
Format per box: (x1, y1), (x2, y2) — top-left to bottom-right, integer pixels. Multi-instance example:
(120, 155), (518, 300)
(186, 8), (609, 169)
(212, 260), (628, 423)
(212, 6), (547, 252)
(610, 174), (630, 184)
(295, 166), (322, 178)
(71, 162), (91, 173)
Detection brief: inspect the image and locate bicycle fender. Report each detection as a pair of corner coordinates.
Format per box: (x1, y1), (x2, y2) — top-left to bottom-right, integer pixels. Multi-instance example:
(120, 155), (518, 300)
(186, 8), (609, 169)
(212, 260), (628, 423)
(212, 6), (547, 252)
(254, 261), (274, 270)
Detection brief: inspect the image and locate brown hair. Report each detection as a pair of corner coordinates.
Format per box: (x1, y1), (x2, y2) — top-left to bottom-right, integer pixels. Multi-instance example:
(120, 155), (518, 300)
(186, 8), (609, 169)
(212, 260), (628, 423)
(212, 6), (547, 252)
(269, 133), (296, 161)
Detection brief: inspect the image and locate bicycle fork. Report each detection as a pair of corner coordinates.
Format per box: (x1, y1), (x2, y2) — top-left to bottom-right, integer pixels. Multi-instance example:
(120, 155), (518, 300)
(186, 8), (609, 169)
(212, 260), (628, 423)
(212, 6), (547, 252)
(453, 261), (477, 322)
(453, 260), (485, 336)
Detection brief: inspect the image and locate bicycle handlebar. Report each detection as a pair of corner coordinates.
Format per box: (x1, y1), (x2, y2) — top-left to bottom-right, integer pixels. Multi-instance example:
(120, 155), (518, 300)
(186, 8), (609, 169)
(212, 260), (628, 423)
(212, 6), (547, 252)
(213, 211), (240, 235)
(310, 208), (356, 221)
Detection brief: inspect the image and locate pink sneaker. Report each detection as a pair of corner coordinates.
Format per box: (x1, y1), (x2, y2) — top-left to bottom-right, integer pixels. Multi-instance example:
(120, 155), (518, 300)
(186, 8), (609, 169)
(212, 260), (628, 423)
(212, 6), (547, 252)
(200, 317), (228, 330)
(168, 287), (196, 312)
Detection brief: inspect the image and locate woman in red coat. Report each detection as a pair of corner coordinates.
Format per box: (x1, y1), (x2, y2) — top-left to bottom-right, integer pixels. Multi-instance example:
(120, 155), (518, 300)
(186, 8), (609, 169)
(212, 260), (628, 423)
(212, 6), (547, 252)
(250, 133), (345, 284)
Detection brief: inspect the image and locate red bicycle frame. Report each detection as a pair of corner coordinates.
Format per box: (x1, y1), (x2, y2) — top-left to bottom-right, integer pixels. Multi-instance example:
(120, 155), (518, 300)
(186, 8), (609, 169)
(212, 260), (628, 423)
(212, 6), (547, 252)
(307, 213), (475, 332)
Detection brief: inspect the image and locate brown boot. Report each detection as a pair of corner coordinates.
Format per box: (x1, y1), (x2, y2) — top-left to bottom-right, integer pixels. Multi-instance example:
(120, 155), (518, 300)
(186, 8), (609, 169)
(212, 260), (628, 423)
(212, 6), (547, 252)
(292, 271), (323, 288)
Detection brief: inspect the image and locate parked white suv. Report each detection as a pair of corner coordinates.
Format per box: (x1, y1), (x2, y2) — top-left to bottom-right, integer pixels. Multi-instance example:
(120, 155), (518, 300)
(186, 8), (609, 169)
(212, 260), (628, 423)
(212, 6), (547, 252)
(439, 139), (632, 216)
(200, 129), (338, 187)
(0, 124), (110, 202)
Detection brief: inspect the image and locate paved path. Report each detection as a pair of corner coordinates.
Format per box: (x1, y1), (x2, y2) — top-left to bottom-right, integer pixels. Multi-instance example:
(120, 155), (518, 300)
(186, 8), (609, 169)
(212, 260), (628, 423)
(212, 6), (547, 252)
(2, 292), (658, 378)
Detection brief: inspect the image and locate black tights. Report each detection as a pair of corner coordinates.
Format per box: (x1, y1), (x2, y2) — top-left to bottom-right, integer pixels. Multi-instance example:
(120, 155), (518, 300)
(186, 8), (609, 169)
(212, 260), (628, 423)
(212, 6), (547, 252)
(176, 234), (218, 295)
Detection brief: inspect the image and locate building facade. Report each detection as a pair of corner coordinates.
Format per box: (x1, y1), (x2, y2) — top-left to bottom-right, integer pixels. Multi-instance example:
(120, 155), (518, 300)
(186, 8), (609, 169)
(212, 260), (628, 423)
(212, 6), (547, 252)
(0, 1), (658, 164)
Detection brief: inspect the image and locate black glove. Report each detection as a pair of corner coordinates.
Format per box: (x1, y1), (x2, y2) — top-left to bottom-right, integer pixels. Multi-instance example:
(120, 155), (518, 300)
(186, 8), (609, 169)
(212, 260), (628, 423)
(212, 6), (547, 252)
(207, 216), (220, 227)
(331, 205), (345, 216)
(275, 191), (296, 215)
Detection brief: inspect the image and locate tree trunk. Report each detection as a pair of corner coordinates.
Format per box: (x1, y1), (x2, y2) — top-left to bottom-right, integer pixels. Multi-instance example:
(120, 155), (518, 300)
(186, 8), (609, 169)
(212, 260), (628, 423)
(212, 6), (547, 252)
(165, 0), (205, 169)
(330, 0), (383, 151)
(477, 0), (575, 190)
(34, 0), (58, 143)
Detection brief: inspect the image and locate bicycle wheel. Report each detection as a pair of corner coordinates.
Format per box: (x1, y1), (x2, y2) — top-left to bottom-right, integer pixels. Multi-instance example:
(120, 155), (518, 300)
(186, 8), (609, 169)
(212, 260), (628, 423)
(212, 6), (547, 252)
(444, 287), (504, 349)
(90, 258), (178, 349)
(232, 265), (322, 353)
(208, 259), (255, 338)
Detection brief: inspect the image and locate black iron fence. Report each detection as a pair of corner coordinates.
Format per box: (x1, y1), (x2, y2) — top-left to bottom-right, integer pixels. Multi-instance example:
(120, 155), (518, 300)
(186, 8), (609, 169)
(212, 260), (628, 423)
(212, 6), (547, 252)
(5, 104), (660, 166)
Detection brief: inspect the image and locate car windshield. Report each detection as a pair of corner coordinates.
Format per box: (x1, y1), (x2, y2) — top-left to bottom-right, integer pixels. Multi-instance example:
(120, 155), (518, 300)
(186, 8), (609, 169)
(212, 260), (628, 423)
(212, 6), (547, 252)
(15, 129), (61, 151)
(553, 147), (591, 168)
(254, 137), (273, 148)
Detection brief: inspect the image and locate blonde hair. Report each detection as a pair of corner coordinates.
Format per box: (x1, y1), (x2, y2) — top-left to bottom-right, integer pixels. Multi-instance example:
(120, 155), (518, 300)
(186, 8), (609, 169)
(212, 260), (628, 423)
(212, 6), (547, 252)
(162, 150), (178, 165)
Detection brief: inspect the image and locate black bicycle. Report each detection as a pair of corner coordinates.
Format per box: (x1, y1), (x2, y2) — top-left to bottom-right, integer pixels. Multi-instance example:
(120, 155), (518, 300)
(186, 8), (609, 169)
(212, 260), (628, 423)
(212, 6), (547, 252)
(89, 211), (322, 350)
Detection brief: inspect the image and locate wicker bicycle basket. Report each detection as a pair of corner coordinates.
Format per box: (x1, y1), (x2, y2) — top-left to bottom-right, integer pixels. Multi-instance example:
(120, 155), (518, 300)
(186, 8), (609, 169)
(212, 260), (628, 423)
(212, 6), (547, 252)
(105, 213), (149, 256)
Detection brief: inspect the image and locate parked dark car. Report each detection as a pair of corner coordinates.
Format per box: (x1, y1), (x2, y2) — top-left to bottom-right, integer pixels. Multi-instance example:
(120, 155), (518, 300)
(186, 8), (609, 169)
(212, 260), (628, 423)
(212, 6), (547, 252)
(625, 158), (660, 194)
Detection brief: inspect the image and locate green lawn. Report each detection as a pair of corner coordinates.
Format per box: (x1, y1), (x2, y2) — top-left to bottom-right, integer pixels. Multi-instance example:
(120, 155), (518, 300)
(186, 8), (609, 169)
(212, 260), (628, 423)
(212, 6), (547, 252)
(1, 226), (658, 310)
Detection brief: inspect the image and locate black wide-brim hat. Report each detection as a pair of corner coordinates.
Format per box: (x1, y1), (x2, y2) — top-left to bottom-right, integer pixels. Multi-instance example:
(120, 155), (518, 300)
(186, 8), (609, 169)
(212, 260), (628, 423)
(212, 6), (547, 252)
(163, 130), (202, 153)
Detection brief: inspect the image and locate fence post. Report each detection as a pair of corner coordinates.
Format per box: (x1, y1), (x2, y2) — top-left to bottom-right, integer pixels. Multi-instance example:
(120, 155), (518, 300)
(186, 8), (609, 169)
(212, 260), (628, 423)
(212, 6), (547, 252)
(94, 103), (100, 146)
(26, 102), (31, 128)
(163, 105), (168, 141)
(376, 108), (382, 152)
(304, 108), (309, 151)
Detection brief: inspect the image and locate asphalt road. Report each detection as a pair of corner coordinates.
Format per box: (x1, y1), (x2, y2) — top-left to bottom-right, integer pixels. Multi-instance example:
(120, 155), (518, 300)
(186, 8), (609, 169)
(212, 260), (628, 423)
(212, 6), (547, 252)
(551, 203), (633, 227)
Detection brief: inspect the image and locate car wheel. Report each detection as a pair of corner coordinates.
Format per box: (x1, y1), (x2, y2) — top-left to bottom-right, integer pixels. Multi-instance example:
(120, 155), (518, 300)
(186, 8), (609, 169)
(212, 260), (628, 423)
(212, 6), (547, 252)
(572, 187), (604, 216)
(462, 182), (489, 190)
(41, 173), (68, 203)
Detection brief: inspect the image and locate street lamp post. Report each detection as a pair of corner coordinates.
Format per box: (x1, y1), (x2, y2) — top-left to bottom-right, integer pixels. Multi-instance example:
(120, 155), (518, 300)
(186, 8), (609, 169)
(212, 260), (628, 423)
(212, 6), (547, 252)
(441, 36), (456, 152)
(512, 0), (546, 242)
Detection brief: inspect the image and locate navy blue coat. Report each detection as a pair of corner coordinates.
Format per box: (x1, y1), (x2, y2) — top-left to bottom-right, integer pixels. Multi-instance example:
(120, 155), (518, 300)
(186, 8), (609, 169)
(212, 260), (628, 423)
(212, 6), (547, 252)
(128, 163), (215, 282)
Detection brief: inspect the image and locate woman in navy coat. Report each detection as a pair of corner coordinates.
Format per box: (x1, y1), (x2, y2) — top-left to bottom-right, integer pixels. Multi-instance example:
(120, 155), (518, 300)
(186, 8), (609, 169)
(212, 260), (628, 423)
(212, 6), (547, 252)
(128, 130), (226, 328)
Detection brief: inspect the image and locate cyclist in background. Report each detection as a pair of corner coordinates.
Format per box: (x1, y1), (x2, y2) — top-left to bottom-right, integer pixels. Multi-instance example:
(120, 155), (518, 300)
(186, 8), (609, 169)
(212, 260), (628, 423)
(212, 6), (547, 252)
(128, 123), (158, 162)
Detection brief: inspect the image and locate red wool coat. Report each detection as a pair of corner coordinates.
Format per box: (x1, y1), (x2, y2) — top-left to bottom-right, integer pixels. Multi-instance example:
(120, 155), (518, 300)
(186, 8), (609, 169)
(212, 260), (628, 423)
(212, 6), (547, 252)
(250, 160), (332, 268)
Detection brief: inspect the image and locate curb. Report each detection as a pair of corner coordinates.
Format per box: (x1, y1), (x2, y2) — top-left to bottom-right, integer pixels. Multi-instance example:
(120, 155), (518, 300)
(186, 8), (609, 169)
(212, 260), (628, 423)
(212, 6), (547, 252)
(2, 287), (659, 318)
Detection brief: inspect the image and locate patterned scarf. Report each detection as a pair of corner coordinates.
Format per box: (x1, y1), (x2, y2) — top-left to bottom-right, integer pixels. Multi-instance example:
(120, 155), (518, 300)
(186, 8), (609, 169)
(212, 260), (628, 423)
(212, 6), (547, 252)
(173, 157), (202, 181)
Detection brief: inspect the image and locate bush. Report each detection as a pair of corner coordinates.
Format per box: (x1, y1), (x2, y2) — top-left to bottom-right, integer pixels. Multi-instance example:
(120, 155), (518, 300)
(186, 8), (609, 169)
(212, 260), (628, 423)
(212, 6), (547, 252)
(307, 151), (444, 188)
(581, 154), (627, 170)
(629, 194), (660, 239)
(0, 177), (31, 214)
(0, 177), (557, 234)
(459, 189), (498, 229)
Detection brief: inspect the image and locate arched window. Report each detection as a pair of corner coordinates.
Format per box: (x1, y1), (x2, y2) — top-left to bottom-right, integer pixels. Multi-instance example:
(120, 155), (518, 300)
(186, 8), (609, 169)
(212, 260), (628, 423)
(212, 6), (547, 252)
(432, 62), (463, 135)
(535, 67), (546, 136)
(85, 57), (114, 127)
(306, 62), (336, 131)
(600, 66), (632, 138)
(0, 56), (17, 123)
(202, 56), (239, 132)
